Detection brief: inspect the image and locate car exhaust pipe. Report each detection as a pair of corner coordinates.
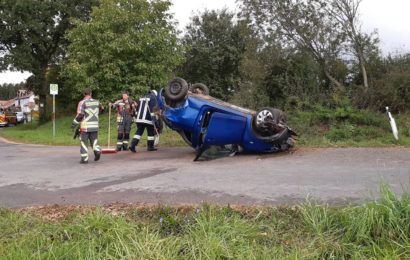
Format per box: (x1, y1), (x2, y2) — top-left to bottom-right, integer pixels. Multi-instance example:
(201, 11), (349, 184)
(386, 107), (399, 140)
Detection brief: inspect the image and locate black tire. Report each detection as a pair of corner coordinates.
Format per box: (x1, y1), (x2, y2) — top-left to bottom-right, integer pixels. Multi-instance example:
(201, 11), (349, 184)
(164, 77), (188, 101)
(252, 107), (287, 140)
(190, 83), (209, 95)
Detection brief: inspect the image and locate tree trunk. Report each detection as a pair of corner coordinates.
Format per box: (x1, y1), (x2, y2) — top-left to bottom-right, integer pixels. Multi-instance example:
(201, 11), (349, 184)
(357, 48), (369, 91)
(324, 69), (344, 90)
(38, 67), (49, 123)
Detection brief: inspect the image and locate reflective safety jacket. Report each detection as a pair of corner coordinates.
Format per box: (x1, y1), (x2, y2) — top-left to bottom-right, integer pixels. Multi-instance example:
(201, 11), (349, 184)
(135, 92), (157, 125)
(112, 98), (135, 123)
(73, 96), (100, 132)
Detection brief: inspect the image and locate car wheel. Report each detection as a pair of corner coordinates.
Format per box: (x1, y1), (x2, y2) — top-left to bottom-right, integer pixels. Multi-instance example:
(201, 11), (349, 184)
(164, 77), (189, 101)
(190, 83), (209, 95)
(253, 107), (286, 137)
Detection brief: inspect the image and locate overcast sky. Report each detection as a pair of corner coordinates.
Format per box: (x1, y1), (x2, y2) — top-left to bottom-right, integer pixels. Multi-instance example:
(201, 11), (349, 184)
(1, 0), (409, 84)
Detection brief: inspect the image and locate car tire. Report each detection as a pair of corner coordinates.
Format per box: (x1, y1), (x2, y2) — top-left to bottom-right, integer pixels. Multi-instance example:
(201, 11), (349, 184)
(252, 107), (288, 141)
(190, 83), (209, 95)
(164, 77), (189, 101)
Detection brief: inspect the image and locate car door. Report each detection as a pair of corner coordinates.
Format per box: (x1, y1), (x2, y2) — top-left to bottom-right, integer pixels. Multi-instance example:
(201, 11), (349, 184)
(202, 112), (247, 146)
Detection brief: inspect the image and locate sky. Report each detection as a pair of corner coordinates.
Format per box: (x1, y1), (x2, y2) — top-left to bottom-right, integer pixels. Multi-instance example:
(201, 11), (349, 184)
(1, 0), (409, 84)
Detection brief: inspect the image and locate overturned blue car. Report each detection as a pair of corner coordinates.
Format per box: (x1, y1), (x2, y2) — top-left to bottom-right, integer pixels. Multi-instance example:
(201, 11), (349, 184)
(157, 78), (296, 160)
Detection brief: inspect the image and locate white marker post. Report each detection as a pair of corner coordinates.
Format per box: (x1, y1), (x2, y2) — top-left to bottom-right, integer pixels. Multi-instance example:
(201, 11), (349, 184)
(50, 84), (58, 137)
(386, 106), (399, 140)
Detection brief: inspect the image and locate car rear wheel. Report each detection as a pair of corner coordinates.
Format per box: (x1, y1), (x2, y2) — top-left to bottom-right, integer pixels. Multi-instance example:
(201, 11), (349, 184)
(190, 83), (209, 95)
(253, 107), (286, 137)
(164, 77), (188, 101)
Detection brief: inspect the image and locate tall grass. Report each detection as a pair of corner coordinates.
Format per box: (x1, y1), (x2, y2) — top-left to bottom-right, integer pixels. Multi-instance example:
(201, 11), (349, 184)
(300, 184), (410, 258)
(1, 186), (410, 259)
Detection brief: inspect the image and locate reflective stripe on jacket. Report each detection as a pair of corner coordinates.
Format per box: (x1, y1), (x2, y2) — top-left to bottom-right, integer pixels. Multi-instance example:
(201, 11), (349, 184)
(135, 93), (157, 125)
(78, 98), (100, 132)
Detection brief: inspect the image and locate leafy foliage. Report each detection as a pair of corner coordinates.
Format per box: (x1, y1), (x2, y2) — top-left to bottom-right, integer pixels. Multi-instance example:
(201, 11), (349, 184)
(64, 0), (183, 102)
(0, 0), (97, 121)
(367, 54), (410, 112)
(179, 9), (248, 100)
(241, 0), (348, 89)
(0, 83), (24, 100)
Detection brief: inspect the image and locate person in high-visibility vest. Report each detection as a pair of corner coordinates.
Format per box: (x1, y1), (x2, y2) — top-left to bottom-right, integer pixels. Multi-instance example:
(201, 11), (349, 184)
(129, 90), (158, 153)
(110, 91), (136, 151)
(71, 88), (103, 164)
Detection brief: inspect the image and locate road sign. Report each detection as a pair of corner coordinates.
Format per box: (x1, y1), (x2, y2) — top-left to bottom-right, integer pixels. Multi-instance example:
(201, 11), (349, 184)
(50, 84), (58, 95)
(50, 84), (58, 137)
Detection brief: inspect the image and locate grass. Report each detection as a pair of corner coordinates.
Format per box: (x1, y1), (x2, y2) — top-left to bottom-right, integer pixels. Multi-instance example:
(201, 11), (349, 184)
(0, 107), (409, 147)
(287, 107), (410, 147)
(0, 113), (186, 147)
(1, 186), (410, 259)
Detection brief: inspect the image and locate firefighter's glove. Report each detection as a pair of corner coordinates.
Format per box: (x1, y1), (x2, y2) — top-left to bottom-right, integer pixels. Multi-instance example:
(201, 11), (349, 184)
(71, 120), (79, 129)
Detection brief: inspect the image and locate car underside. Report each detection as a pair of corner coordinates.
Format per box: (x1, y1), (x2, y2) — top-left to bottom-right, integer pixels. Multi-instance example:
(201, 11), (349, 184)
(157, 77), (296, 160)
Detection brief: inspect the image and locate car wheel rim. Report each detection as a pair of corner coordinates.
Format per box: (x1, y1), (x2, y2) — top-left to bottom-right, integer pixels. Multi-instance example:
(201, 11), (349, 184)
(256, 110), (273, 125)
(170, 83), (182, 95)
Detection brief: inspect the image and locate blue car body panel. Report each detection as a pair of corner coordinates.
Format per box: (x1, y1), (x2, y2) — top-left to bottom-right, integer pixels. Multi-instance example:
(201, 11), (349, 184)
(204, 112), (246, 145)
(158, 89), (288, 153)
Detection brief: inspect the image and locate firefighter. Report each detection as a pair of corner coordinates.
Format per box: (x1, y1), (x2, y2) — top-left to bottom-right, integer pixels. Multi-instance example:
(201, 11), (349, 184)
(71, 88), (102, 164)
(110, 91), (136, 151)
(129, 90), (159, 153)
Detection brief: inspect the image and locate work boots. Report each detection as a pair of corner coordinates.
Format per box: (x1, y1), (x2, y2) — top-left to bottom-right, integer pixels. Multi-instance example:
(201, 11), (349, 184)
(129, 138), (139, 153)
(122, 133), (130, 150)
(94, 151), (101, 161)
(80, 158), (88, 164)
(116, 133), (123, 151)
(147, 140), (157, 151)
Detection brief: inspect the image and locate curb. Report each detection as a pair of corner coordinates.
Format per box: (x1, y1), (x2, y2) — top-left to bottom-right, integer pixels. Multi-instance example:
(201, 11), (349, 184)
(0, 136), (50, 147)
(0, 136), (22, 145)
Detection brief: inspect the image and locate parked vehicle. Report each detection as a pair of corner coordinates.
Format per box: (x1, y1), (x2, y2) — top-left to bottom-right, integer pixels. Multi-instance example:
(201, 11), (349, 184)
(0, 111), (18, 126)
(157, 77), (296, 160)
(0, 111), (6, 127)
(5, 112), (17, 126)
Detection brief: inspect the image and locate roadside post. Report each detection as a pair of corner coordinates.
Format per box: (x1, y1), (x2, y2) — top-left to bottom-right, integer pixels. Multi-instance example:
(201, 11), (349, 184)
(50, 84), (58, 137)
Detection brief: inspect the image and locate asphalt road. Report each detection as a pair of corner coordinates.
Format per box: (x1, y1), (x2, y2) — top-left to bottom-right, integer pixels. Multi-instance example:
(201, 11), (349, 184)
(1, 138), (410, 208)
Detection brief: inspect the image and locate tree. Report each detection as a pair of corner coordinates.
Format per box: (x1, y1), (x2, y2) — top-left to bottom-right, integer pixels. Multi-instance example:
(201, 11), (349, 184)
(327, 0), (379, 92)
(365, 54), (410, 112)
(179, 9), (248, 99)
(0, 83), (24, 100)
(241, 0), (347, 89)
(64, 0), (183, 102)
(0, 0), (97, 122)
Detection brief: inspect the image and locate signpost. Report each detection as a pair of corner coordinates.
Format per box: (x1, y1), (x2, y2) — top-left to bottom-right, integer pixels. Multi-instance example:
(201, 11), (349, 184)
(50, 84), (58, 137)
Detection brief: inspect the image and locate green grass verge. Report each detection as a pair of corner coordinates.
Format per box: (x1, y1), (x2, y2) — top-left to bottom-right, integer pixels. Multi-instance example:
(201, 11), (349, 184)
(0, 113), (186, 147)
(1, 186), (410, 258)
(0, 108), (409, 147)
(287, 107), (410, 147)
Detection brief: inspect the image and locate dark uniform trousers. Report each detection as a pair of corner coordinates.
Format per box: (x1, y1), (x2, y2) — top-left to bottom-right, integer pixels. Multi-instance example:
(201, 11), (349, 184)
(117, 114), (133, 150)
(131, 123), (155, 149)
(73, 96), (101, 163)
(80, 131), (101, 162)
(130, 94), (157, 152)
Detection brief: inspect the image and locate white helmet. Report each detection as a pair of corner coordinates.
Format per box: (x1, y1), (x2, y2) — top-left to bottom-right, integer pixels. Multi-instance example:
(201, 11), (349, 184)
(151, 90), (158, 96)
